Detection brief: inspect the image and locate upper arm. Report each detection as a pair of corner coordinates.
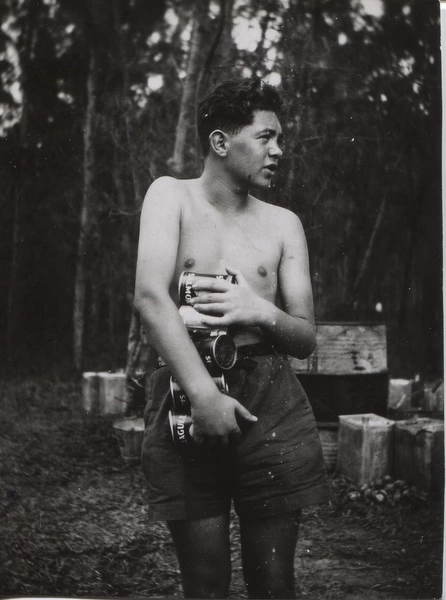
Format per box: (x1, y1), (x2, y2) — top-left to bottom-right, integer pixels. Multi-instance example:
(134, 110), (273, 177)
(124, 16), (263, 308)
(134, 177), (182, 305)
(277, 210), (315, 325)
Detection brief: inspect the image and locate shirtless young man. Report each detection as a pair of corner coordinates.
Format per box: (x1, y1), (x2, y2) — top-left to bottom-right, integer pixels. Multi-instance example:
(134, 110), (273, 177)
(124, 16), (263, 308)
(134, 77), (329, 599)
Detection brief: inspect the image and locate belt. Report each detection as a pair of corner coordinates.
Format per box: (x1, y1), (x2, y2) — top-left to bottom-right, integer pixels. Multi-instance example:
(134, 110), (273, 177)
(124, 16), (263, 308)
(234, 342), (284, 368)
(156, 343), (281, 370)
(236, 342), (276, 358)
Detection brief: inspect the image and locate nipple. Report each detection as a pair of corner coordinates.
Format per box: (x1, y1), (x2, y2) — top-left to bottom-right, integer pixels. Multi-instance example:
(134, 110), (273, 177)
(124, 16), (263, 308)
(184, 258), (195, 269)
(258, 265), (267, 277)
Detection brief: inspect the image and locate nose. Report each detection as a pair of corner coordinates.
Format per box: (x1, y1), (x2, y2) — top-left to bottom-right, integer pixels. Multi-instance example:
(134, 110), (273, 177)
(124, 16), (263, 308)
(269, 142), (283, 158)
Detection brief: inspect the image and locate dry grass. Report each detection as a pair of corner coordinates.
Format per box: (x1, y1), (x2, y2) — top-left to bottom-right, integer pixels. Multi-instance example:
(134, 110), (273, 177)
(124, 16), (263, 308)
(0, 374), (443, 599)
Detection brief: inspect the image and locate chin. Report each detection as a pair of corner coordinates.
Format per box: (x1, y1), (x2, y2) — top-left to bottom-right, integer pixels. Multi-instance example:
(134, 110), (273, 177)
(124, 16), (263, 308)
(254, 178), (273, 190)
(244, 172), (273, 191)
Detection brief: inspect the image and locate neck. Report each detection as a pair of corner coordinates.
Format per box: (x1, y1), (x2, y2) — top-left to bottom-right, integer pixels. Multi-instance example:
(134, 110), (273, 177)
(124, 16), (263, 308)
(199, 166), (250, 213)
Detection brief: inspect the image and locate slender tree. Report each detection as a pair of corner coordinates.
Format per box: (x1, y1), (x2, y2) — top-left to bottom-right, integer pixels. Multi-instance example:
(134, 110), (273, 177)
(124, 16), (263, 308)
(5, 0), (40, 361)
(169, 0), (210, 176)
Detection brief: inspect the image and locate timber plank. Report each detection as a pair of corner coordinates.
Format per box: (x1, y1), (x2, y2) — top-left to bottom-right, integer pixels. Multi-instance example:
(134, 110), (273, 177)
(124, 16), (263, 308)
(290, 322), (387, 375)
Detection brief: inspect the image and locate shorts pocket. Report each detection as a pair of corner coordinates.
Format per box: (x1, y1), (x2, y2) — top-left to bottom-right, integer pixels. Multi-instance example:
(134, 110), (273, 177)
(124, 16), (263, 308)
(144, 366), (169, 425)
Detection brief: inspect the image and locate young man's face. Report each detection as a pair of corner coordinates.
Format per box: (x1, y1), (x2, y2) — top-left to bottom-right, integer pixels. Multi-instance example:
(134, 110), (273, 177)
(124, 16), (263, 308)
(225, 110), (283, 190)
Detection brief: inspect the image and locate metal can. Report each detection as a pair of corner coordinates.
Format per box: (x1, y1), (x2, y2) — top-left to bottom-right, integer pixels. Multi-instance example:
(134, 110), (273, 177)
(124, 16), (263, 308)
(195, 334), (237, 372)
(170, 378), (190, 413)
(169, 374), (229, 413)
(178, 271), (236, 305)
(178, 305), (209, 330)
(214, 373), (229, 394)
(168, 411), (193, 447)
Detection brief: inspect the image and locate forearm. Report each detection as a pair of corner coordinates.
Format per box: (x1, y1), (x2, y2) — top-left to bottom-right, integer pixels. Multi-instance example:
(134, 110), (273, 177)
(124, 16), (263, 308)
(189, 272), (316, 358)
(256, 299), (316, 359)
(134, 293), (217, 403)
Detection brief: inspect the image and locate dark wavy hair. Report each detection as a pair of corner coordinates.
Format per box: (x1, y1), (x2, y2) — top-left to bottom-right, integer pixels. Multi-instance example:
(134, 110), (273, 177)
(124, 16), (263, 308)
(196, 77), (284, 156)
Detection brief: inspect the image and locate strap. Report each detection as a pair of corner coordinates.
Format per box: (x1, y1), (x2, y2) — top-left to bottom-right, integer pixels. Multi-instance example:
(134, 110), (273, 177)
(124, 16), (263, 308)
(236, 343), (276, 358)
(156, 342), (280, 370)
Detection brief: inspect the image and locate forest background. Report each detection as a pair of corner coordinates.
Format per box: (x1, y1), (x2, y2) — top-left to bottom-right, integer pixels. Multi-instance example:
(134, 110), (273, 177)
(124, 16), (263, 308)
(0, 0), (442, 380)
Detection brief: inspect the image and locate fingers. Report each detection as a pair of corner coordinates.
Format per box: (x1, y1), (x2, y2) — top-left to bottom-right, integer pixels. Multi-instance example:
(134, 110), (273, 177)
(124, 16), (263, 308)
(190, 269), (244, 291)
(192, 278), (229, 293)
(199, 314), (229, 327)
(225, 266), (245, 285)
(193, 303), (225, 316)
(190, 423), (232, 448)
(190, 293), (225, 305)
(234, 400), (258, 423)
(189, 425), (208, 447)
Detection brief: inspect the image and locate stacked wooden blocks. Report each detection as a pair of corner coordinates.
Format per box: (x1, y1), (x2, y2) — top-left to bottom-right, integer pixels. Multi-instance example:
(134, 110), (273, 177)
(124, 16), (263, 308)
(337, 414), (394, 487)
(336, 412), (444, 496)
(82, 371), (128, 416)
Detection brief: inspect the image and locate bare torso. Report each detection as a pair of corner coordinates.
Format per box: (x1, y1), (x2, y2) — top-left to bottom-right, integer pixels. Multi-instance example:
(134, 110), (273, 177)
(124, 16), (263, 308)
(170, 179), (284, 345)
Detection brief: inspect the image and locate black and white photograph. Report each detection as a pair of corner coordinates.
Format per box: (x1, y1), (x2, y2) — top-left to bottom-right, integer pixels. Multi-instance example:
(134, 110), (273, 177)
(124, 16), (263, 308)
(0, 0), (443, 598)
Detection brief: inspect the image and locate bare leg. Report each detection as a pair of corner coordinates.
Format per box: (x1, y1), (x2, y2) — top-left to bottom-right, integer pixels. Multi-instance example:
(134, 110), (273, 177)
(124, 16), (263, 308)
(168, 513), (231, 599)
(239, 509), (301, 599)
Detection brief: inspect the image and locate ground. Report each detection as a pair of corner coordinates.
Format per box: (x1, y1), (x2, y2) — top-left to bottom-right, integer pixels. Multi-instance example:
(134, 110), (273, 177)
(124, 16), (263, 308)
(0, 373), (443, 599)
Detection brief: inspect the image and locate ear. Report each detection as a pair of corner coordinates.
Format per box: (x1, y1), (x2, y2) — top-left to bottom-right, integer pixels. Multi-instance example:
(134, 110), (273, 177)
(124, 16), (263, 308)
(209, 130), (229, 157)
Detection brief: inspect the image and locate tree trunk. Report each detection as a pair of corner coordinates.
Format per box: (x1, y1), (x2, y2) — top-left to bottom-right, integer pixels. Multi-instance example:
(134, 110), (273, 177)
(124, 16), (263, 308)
(108, 266), (116, 349)
(210, 0), (235, 82)
(7, 135), (27, 362)
(73, 50), (98, 371)
(169, 0), (210, 176)
(6, 2), (37, 361)
(353, 147), (406, 303)
(196, 0), (234, 97)
(112, 0), (147, 206)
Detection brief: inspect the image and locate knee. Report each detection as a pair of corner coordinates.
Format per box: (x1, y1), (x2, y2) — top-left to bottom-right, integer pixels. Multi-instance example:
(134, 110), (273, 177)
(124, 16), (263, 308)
(246, 581), (295, 599)
(245, 561), (295, 599)
(182, 558), (231, 599)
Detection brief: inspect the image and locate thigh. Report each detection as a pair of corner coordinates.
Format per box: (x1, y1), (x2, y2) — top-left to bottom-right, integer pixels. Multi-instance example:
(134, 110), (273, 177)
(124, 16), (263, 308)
(168, 513), (231, 599)
(239, 510), (301, 599)
(142, 366), (232, 521)
(232, 357), (330, 519)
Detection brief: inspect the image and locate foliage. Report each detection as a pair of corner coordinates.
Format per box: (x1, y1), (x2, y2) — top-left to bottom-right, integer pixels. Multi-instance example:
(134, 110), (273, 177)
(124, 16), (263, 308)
(0, 0), (442, 377)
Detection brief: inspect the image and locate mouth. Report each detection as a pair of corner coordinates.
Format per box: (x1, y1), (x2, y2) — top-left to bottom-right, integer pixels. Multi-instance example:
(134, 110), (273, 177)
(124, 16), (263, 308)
(264, 164), (278, 174)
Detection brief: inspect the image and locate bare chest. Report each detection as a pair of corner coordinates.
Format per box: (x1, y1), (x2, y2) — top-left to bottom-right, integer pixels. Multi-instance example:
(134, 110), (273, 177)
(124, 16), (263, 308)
(174, 203), (282, 300)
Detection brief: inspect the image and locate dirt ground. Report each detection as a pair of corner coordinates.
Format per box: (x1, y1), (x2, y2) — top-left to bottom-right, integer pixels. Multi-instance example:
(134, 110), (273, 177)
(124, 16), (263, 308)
(0, 374), (443, 599)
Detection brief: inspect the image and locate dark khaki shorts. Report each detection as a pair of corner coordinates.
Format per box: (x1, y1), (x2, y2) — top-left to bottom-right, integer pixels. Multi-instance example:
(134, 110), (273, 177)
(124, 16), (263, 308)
(141, 352), (330, 521)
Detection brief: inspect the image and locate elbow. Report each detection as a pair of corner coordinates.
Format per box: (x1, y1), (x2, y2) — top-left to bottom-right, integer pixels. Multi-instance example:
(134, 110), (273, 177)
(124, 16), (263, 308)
(294, 323), (317, 360)
(307, 324), (317, 356)
(133, 288), (162, 331)
(304, 336), (317, 360)
(295, 342), (316, 361)
(133, 290), (145, 314)
(133, 290), (146, 317)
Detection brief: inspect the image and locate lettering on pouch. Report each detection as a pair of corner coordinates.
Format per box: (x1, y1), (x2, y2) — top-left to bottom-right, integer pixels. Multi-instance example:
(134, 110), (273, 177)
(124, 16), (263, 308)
(177, 414), (187, 441)
(184, 279), (193, 304)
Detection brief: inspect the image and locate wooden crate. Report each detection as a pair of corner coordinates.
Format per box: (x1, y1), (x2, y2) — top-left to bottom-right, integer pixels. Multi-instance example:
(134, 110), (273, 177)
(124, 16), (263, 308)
(290, 322), (387, 375)
(82, 371), (129, 416)
(337, 413), (395, 486)
(82, 372), (101, 415)
(299, 372), (389, 421)
(388, 378), (424, 410)
(394, 418), (444, 496)
(318, 422), (339, 472)
(291, 323), (389, 420)
(422, 381), (444, 415)
(113, 417), (145, 463)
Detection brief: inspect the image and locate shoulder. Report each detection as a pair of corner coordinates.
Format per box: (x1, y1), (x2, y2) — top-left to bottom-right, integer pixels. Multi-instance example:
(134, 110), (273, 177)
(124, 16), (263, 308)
(145, 175), (190, 198)
(142, 176), (195, 214)
(253, 197), (304, 234)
